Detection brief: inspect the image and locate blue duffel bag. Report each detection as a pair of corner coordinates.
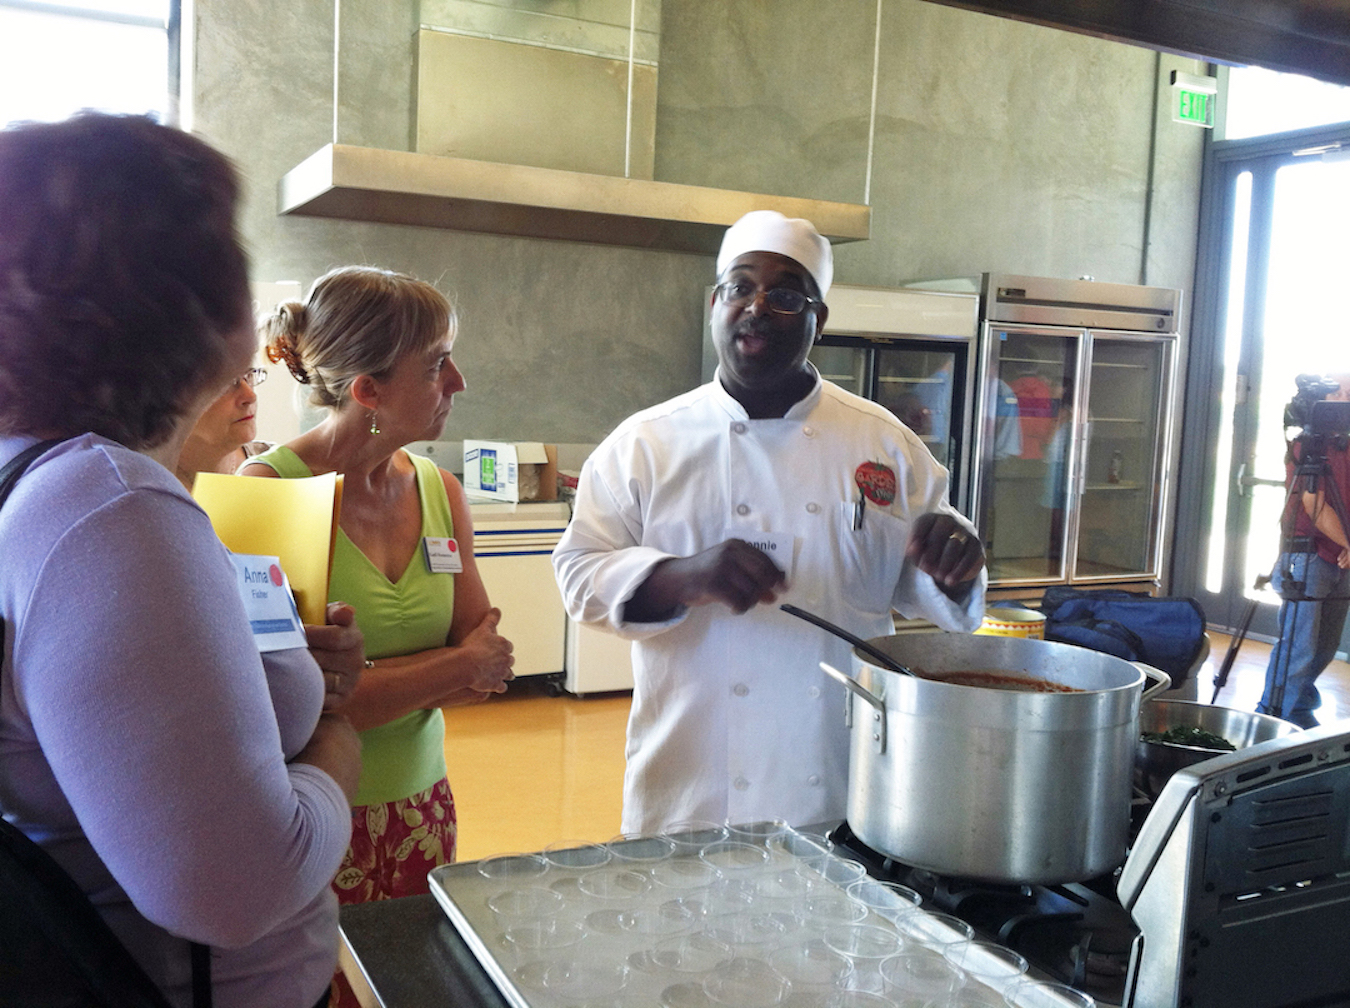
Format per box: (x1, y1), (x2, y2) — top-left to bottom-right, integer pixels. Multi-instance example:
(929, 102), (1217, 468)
(1039, 587), (1207, 684)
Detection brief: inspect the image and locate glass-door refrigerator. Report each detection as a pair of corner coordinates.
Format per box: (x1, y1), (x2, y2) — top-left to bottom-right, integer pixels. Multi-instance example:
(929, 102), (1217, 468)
(953, 274), (1181, 591)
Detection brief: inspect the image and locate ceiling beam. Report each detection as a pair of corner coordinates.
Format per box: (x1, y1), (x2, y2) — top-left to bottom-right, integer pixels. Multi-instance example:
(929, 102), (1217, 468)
(919, 0), (1350, 86)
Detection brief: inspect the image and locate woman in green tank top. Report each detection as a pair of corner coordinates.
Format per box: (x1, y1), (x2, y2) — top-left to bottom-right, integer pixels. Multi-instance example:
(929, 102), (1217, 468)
(243, 268), (516, 1005)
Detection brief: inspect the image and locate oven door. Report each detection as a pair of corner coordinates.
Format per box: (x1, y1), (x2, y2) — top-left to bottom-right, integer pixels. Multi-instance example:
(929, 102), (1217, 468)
(1118, 723), (1350, 1007)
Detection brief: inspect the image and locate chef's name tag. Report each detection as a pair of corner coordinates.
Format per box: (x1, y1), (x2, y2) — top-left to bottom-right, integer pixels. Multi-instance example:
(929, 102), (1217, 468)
(423, 536), (463, 574)
(230, 554), (307, 653)
(741, 531), (795, 580)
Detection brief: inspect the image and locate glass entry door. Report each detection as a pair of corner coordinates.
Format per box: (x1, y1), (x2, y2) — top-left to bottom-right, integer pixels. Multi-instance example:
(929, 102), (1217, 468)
(1175, 124), (1350, 643)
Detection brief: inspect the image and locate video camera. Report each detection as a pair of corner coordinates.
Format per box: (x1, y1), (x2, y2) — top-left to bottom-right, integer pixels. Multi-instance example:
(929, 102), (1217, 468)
(1285, 373), (1350, 436)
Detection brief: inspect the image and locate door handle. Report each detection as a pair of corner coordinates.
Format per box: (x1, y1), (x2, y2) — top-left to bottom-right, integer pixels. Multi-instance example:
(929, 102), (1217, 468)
(1235, 462), (1285, 497)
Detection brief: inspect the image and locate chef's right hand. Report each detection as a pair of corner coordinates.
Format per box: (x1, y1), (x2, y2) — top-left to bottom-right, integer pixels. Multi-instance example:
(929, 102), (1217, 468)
(624, 539), (787, 621)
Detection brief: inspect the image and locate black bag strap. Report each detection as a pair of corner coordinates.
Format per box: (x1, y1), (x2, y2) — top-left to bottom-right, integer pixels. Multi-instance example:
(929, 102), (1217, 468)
(0, 437), (213, 1008)
(0, 438), (67, 503)
(0, 439), (68, 655)
(0, 817), (176, 1007)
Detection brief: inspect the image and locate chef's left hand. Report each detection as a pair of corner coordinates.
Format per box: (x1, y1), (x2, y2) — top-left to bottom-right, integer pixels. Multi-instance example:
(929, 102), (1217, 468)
(905, 513), (985, 600)
(305, 601), (366, 712)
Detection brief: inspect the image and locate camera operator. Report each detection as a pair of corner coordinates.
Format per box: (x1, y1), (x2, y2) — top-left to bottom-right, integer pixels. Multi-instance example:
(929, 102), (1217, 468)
(1259, 373), (1350, 728)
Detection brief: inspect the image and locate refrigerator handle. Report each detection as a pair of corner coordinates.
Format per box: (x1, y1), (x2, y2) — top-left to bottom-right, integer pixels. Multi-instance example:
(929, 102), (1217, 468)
(1074, 421), (1091, 497)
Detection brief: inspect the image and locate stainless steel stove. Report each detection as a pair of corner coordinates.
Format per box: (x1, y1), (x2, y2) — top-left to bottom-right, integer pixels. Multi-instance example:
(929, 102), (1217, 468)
(834, 722), (1350, 1008)
(1118, 721), (1350, 1007)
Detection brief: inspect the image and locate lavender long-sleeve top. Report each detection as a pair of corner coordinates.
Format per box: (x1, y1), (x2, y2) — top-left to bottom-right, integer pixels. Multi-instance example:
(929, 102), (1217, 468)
(0, 435), (351, 1008)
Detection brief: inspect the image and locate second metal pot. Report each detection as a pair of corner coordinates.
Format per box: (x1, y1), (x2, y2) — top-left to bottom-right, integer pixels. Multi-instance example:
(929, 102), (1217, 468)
(829, 632), (1170, 884)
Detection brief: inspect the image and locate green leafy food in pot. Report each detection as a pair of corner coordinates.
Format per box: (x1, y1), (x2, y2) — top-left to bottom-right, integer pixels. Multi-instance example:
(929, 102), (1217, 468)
(1141, 725), (1237, 751)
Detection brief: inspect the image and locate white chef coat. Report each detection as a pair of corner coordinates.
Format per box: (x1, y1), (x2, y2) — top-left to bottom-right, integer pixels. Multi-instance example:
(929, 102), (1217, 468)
(552, 369), (985, 833)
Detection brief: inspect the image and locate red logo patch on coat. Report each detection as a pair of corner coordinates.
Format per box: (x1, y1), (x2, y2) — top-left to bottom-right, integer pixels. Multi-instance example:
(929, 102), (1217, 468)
(854, 461), (896, 506)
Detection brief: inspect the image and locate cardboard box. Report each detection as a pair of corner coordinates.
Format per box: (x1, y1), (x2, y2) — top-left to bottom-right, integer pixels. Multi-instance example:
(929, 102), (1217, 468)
(463, 441), (558, 503)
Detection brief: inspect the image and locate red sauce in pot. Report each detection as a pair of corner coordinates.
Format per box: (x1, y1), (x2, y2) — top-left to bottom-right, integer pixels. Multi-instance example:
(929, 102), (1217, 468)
(922, 669), (1082, 693)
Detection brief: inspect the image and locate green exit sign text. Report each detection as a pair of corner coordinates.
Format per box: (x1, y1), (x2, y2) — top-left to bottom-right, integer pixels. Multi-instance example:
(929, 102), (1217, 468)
(1176, 89), (1213, 126)
(1171, 71), (1217, 128)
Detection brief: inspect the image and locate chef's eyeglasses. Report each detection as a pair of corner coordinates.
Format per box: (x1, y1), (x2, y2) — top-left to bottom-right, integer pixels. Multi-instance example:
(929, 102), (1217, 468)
(714, 281), (823, 315)
(238, 367), (267, 388)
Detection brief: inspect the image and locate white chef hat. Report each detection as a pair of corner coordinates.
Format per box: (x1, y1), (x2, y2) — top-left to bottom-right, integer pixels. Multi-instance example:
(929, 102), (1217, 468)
(716, 210), (833, 299)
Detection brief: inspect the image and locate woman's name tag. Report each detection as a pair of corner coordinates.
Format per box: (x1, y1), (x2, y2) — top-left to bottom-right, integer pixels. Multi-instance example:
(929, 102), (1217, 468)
(230, 554), (307, 652)
(423, 536), (463, 573)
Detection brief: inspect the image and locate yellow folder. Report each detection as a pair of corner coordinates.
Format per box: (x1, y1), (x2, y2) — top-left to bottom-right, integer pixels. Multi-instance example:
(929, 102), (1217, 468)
(192, 472), (343, 625)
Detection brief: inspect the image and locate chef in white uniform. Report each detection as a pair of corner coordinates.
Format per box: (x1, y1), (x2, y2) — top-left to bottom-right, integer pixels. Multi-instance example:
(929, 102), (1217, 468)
(553, 210), (986, 833)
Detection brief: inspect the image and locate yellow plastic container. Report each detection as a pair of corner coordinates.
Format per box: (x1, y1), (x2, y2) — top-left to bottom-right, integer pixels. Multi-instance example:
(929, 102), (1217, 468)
(974, 606), (1046, 639)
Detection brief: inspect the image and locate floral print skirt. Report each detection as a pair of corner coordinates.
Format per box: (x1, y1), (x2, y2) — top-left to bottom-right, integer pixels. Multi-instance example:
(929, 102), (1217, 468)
(334, 777), (458, 904)
(329, 778), (457, 1007)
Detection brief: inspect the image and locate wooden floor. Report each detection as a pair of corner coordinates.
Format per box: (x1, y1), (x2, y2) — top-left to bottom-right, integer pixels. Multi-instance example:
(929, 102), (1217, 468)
(442, 632), (1350, 861)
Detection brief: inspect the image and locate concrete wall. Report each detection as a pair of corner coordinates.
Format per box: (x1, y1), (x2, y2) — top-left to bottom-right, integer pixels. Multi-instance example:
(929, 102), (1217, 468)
(189, 0), (1206, 448)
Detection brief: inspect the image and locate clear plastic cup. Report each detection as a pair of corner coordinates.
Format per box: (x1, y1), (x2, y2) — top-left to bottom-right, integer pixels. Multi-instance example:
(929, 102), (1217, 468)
(942, 941), (1028, 985)
(822, 923), (905, 992)
(801, 893), (870, 928)
(705, 909), (791, 952)
(502, 918), (587, 956)
(789, 825), (837, 852)
(544, 839), (613, 870)
(768, 831), (830, 861)
(726, 819), (791, 847)
(700, 840), (773, 876)
(702, 957), (792, 1007)
(608, 832), (679, 866)
(658, 893), (713, 927)
(477, 852), (548, 881)
(823, 991), (894, 1007)
(663, 820), (731, 856)
(895, 911), (976, 952)
(577, 867), (654, 901)
(538, 958), (629, 1001)
(801, 854), (868, 888)
(947, 986), (1010, 1007)
(1001, 978), (1095, 1007)
(585, 907), (634, 936)
(660, 981), (718, 1007)
(485, 886), (564, 928)
(879, 950), (967, 1001)
(650, 857), (723, 891)
(618, 900), (701, 937)
(756, 866), (827, 903)
(703, 877), (760, 915)
(651, 931), (735, 974)
(845, 879), (924, 921)
(768, 939), (856, 992)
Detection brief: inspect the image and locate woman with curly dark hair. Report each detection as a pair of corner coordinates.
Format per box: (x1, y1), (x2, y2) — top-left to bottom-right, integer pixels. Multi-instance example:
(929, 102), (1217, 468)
(0, 113), (360, 1008)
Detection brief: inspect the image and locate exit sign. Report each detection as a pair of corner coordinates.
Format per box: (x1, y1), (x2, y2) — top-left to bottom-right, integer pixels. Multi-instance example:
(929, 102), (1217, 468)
(1171, 71), (1217, 128)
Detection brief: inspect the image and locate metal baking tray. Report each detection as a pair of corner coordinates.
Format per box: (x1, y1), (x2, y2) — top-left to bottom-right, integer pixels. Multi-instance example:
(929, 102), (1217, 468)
(429, 825), (1023, 1007)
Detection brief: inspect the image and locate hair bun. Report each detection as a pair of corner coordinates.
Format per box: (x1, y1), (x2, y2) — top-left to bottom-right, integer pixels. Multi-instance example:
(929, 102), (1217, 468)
(263, 301), (310, 384)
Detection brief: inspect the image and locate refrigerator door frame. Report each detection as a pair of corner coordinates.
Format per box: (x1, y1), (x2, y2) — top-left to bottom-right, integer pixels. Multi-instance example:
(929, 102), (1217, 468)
(1079, 327), (1178, 586)
(973, 321), (1177, 589)
(811, 331), (975, 515)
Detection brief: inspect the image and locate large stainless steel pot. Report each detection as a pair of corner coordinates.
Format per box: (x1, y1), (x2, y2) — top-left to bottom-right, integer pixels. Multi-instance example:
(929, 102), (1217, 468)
(825, 633), (1171, 884)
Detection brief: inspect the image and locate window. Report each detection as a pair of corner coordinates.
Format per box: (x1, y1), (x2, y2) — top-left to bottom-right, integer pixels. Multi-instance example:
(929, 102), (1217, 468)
(1223, 65), (1350, 140)
(0, 0), (177, 128)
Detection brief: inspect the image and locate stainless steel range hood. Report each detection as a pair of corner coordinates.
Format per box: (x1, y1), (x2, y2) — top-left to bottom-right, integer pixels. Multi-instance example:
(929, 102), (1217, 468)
(277, 144), (871, 254)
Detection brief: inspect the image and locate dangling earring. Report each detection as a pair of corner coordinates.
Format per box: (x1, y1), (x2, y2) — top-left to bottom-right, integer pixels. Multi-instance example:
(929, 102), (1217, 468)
(369, 410), (381, 435)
